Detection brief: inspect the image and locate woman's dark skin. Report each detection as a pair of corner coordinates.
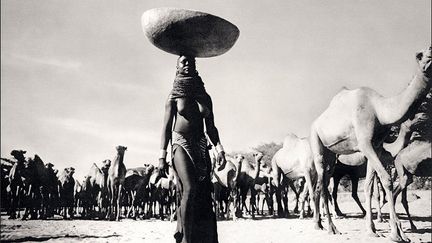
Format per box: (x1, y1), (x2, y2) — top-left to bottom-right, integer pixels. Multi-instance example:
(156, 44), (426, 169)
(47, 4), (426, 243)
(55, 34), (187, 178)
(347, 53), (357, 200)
(159, 56), (227, 243)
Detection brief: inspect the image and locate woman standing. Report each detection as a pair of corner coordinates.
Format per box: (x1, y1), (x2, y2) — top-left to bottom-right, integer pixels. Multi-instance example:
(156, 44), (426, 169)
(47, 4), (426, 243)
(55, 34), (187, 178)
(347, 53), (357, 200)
(159, 55), (227, 243)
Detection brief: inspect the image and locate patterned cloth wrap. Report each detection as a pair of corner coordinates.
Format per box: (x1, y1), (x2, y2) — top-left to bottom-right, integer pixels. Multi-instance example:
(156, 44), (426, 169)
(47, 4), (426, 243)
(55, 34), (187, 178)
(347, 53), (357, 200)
(172, 131), (209, 181)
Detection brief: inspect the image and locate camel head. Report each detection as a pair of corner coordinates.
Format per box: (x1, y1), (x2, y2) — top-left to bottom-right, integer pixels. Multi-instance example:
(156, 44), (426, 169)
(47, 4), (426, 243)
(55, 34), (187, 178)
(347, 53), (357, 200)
(145, 164), (155, 175)
(10, 150), (26, 162)
(235, 154), (244, 160)
(261, 163), (271, 175)
(102, 159), (111, 168)
(116, 145), (127, 154)
(416, 46), (432, 77)
(45, 163), (54, 169)
(252, 151), (264, 163)
(68, 167), (76, 176)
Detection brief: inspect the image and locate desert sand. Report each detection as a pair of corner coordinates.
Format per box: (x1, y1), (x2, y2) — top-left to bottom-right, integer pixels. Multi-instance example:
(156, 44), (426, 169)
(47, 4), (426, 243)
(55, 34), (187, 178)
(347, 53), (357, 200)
(1, 190), (431, 243)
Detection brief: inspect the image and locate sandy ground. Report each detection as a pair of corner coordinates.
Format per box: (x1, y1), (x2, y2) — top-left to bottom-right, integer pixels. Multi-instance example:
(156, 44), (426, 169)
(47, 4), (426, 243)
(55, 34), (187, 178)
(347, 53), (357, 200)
(1, 190), (431, 243)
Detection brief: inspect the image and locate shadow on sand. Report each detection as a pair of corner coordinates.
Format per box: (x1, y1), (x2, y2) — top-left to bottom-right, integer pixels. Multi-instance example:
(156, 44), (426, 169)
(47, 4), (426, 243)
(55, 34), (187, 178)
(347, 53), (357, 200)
(217, 213), (301, 222)
(5, 234), (121, 242)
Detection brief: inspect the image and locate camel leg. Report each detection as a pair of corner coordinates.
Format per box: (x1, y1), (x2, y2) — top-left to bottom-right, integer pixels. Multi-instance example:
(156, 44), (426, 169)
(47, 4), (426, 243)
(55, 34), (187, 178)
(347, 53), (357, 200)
(250, 189), (257, 219)
(213, 184), (220, 219)
(393, 153), (407, 200)
(228, 181), (238, 220)
(360, 144), (409, 242)
(351, 176), (366, 217)
(129, 191), (136, 219)
(260, 192), (266, 215)
(116, 184), (122, 221)
(364, 163), (382, 237)
(9, 186), (18, 219)
(110, 186), (117, 221)
(263, 192), (269, 215)
(310, 128), (325, 230)
(393, 150), (418, 230)
(401, 177), (416, 230)
(229, 189), (235, 220)
(299, 174), (311, 219)
(374, 176), (385, 223)
(332, 174), (345, 217)
(322, 161), (340, 234)
(282, 186), (289, 217)
(255, 192), (261, 215)
(241, 189), (250, 215)
(312, 163), (324, 231)
(293, 179), (305, 214)
(310, 128), (339, 234)
(275, 185), (283, 218)
(272, 166), (285, 217)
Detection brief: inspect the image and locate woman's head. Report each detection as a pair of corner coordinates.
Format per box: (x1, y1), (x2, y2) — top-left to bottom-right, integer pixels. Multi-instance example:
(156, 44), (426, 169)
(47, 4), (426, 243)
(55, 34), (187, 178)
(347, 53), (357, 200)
(177, 55), (196, 75)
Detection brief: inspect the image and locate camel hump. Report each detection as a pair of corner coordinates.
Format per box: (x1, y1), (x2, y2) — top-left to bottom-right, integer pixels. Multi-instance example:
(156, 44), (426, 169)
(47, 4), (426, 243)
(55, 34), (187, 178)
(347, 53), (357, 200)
(126, 168), (141, 178)
(283, 133), (300, 148)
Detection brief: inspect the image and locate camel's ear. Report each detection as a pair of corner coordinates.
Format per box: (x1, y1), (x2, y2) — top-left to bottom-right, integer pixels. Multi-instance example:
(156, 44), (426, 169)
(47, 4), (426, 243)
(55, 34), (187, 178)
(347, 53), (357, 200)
(416, 52), (423, 61)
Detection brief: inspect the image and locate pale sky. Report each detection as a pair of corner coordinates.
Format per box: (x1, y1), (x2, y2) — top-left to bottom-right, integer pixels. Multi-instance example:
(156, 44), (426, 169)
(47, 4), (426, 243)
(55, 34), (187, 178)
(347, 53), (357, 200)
(1, 0), (431, 180)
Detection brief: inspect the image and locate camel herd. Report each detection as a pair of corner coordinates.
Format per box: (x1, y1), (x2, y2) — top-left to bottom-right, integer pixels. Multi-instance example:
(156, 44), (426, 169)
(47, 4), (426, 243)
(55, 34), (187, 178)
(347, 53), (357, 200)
(0, 146), (176, 221)
(0, 47), (431, 241)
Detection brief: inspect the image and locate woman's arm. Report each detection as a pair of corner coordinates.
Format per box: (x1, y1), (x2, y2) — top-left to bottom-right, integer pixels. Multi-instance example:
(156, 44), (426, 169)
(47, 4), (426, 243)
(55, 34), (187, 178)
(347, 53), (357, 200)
(159, 97), (176, 170)
(204, 96), (227, 169)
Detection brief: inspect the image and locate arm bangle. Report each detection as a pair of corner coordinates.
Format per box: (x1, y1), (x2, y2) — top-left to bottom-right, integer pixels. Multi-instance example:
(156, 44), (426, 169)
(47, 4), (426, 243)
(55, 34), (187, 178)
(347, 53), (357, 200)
(159, 149), (167, 159)
(215, 143), (224, 154)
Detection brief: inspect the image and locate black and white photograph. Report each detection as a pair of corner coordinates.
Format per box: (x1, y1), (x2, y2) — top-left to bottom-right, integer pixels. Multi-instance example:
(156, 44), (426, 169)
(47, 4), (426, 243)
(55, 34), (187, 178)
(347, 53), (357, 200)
(1, 1), (431, 242)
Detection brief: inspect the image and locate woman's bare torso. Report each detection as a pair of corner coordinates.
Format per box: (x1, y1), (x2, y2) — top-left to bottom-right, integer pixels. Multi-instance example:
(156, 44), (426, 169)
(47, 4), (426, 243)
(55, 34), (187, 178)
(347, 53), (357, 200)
(173, 97), (211, 135)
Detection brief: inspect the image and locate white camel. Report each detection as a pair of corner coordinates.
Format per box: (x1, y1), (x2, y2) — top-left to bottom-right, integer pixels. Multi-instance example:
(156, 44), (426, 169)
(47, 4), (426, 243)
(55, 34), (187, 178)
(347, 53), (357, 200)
(309, 46), (431, 241)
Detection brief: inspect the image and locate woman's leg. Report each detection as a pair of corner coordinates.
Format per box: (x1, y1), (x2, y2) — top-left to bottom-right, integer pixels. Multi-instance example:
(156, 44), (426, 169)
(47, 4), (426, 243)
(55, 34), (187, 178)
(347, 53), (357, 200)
(173, 147), (197, 243)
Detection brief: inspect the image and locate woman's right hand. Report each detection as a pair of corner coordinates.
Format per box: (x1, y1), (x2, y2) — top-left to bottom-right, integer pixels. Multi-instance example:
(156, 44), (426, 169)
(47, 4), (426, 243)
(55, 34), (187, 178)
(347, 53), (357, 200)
(158, 158), (168, 177)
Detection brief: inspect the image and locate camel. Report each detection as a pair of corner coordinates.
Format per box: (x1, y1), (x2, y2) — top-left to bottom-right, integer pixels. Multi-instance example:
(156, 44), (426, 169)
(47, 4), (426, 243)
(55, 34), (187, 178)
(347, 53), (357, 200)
(251, 165), (275, 216)
(79, 176), (93, 218)
(236, 151), (263, 219)
(331, 152), (393, 221)
(44, 163), (59, 218)
(85, 162), (109, 219)
(7, 150), (27, 219)
(23, 155), (56, 220)
(58, 167), (76, 219)
(124, 164), (155, 219)
(0, 158), (14, 212)
(211, 154), (244, 220)
(391, 89), (431, 230)
(107, 145), (127, 221)
(73, 178), (83, 216)
(271, 133), (318, 219)
(153, 164), (177, 220)
(309, 46), (431, 241)
(147, 166), (161, 218)
(331, 116), (416, 220)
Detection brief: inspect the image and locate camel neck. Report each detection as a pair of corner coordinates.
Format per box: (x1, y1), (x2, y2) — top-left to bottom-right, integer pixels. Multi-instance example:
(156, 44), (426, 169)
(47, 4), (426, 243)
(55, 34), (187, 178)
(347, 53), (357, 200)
(252, 160), (261, 179)
(114, 153), (124, 166)
(234, 159), (243, 181)
(376, 71), (429, 125)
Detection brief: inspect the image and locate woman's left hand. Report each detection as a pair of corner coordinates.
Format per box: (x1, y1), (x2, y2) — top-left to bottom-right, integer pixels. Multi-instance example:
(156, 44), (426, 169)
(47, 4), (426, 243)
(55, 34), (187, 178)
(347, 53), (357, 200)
(217, 151), (227, 171)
